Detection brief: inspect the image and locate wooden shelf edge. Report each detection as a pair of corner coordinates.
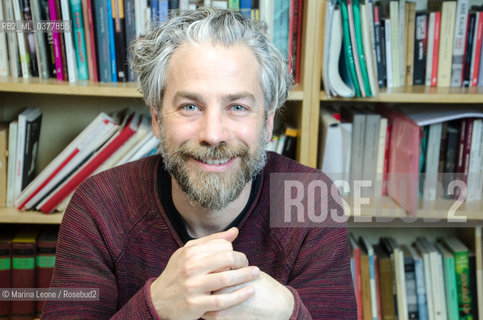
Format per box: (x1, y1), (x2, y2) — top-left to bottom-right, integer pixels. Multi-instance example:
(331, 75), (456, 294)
(320, 86), (483, 103)
(0, 207), (63, 224)
(343, 196), (483, 222)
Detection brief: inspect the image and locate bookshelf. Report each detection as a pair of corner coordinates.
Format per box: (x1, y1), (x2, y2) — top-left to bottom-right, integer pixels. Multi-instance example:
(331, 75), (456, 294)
(0, 0), (319, 225)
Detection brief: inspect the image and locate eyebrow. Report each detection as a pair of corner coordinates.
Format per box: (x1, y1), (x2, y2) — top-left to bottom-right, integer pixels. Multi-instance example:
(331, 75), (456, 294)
(173, 90), (256, 105)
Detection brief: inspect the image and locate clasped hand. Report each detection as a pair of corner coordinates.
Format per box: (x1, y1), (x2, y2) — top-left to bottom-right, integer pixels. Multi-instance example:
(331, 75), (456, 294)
(149, 227), (294, 320)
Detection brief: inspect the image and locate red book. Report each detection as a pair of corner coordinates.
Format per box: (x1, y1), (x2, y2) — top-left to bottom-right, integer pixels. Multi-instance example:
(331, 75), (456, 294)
(35, 227), (58, 317)
(37, 114), (140, 213)
(349, 235), (363, 320)
(11, 227), (41, 320)
(0, 228), (16, 320)
(431, 12), (441, 87)
(472, 12), (483, 87)
(382, 123), (391, 196)
(82, 0), (99, 82)
(48, 0), (64, 81)
(294, 0), (303, 84)
(456, 119), (474, 199)
(287, 0), (295, 76)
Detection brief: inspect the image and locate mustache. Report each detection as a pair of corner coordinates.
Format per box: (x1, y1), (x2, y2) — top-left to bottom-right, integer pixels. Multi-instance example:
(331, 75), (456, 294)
(176, 142), (250, 162)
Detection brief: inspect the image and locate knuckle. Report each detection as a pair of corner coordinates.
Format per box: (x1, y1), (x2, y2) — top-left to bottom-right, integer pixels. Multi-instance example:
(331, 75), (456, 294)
(218, 273), (230, 286)
(213, 295), (224, 308)
(185, 297), (198, 311)
(181, 263), (196, 278)
(183, 280), (197, 295)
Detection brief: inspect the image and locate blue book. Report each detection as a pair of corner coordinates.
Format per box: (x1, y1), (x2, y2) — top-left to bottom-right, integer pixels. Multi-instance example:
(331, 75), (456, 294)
(168, 0), (179, 9)
(159, 0), (169, 22)
(273, 0), (289, 60)
(93, 0), (111, 82)
(408, 245), (428, 320)
(401, 245), (419, 320)
(240, 0), (252, 19)
(70, 0), (89, 80)
(106, 0), (117, 82)
(436, 241), (459, 320)
(124, 0), (136, 81)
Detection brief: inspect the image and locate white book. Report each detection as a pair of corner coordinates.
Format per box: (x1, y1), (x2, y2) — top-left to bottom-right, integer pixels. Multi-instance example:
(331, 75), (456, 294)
(360, 3), (378, 96)
(423, 123), (442, 201)
(276, 134), (286, 154)
(204, 0), (212, 6)
(124, 134), (159, 163)
(427, 241), (447, 320)
(426, 12), (436, 87)
(5, 0), (19, 77)
(266, 135), (279, 153)
(60, 0), (78, 82)
(30, 0), (50, 79)
(437, 1), (457, 87)
(366, 0), (378, 95)
(414, 240), (435, 320)
(212, 0), (228, 9)
(6, 121), (17, 207)
(259, 0), (274, 40)
(14, 108), (41, 201)
(450, 0), (470, 87)
(135, 0), (148, 37)
(116, 116), (154, 164)
(467, 119), (482, 201)
(11, 0), (31, 78)
(398, 0), (406, 87)
(390, 1), (400, 87)
(16, 113), (118, 210)
(385, 18), (394, 88)
(323, 0), (335, 98)
(375, 117), (387, 197)
(179, 0), (189, 10)
(394, 247), (408, 320)
(0, 0), (9, 76)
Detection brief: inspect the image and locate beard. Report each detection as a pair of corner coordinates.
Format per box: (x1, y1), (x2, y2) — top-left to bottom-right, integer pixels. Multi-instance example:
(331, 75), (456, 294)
(158, 123), (268, 210)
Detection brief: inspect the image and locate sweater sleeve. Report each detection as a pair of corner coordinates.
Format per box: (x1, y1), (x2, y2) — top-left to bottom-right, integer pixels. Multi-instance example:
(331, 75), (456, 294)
(40, 185), (158, 320)
(285, 225), (357, 320)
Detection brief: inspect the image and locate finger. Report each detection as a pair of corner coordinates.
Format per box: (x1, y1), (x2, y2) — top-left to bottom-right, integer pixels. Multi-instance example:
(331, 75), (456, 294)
(198, 266), (260, 293)
(195, 285), (255, 312)
(198, 250), (249, 274)
(185, 227), (238, 248)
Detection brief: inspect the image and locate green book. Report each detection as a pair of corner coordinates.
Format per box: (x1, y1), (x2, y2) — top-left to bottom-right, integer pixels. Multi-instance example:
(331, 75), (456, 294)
(228, 0), (240, 9)
(435, 241), (459, 320)
(339, 0), (361, 97)
(352, 0), (372, 96)
(443, 236), (473, 320)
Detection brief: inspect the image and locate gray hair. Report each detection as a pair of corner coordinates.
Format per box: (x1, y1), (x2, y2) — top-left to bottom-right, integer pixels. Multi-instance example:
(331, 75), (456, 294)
(130, 7), (293, 113)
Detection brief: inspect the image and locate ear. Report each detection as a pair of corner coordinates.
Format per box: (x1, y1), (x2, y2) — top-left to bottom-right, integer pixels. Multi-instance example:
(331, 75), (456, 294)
(150, 107), (161, 138)
(265, 110), (275, 143)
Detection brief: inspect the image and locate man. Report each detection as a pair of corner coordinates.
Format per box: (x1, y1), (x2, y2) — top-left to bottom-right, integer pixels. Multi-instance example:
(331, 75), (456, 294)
(42, 8), (356, 320)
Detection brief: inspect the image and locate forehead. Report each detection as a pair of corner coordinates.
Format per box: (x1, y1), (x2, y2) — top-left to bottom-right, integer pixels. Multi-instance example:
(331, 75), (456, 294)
(164, 42), (263, 98)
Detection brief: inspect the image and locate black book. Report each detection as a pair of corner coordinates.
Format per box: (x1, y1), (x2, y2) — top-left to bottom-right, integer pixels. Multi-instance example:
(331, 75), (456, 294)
(463, 12), (477, 88)
(22, 109), (42, 190)
(373, 4), (386, 88)
(413, 11), (428, 85)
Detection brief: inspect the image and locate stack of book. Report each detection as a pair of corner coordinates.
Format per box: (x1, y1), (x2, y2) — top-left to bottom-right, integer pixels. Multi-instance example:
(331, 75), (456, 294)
(350, 233), (480, 320)
(319, 104), (483, 215)
(0, 225), (58, 320)
(0, 0), (304, 84)
(324, 0), (483, 98)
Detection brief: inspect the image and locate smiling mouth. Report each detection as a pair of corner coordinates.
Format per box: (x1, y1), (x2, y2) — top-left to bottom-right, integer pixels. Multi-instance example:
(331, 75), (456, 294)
(195, 158), (232, 165)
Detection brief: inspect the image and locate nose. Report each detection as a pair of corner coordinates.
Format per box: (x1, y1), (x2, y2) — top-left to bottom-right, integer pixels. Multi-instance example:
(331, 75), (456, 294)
(198, 108), (229, 147)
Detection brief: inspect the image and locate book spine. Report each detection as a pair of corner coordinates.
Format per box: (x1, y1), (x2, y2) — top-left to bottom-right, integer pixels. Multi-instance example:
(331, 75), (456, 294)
(158, 0), (168, 23)
(454, 251), (472, 319)
(471, 12), (483, 87)
(353, 0), (372, 96)
(11, 242), (36, 320)
(0, 240), (11, 319)
(12, 0), (31, 78)
(462, 12), (476, 88)
(112, 0), (127, 81)
(373, 4), (385, 88)
(70, 0), (89, 79)
(36, 240), (57, 316)
(124, 0), (135, 81)
(431, 11), (441, 87)
(85, 0), (98, 81)
(48, 0), (64, 80)
(468, 12), (480, 88)
(272, 0), (289, 60)
(5, 0), (21, 77)
(240, 0), (252, 19)
(14, 114), (27, 199)
(437, 2), (457, 87)
(450, 0), (470, 87)
(425, 12), (435, 86)
(413, 12), (428, 85)
(228, 0), (239, 9)
(150, 0), (159, 22)
(287, 0), (294, 75)
(340, 0), (361, 96)
(384, 18), (393, 88)
(348, 0), (366, 96)
(389, 1), (399, 88)
(0, 0), (9, 76)
(404, 256), (418, 319)
(414, 258), (428, 320)
(81, 0), (93, 81)
(60, 0), (78, 82)
(6, 121), (17, 207)
(94, 0), (111, 82)
(293, 0), (303, 84)
(106, 0), (117, 82)
(404, 2), (416, 87)
(39, 0), (56, 77)
(21, 113), (42, 190)
(21, 0), (39, 77)
(30, 0), (51, 79)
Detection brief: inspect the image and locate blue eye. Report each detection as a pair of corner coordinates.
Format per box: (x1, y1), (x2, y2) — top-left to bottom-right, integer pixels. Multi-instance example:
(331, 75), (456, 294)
(183, 104), (199, 112)
(231, 105), (246, 112)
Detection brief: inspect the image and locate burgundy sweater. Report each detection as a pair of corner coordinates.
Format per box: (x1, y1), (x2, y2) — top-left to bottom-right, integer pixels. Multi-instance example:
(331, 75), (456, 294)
(41, 152), (356, 319)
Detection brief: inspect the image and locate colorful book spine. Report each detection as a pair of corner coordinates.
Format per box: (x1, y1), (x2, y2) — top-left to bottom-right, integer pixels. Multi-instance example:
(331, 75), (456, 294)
(94, 0), (111, 82)
(48, 0), (64, 80)
(431, 11), (441, 87)
(273, 0), (289, 60)
(70, 0), (89, 80)
(112, 0), (127, 82)
(471, 12), (482, 87)
(35, 227), (58, 317)
(339, 0), (361, 97)
(12, 0), (31, 78)
(124, 0), (136, 81)
(228, 0), (240, 9)
(462, 12), (476, 88)
(107, 0), (117, 82)
(0, 230), (15, 320)
(450, 0), (470, 87)
(21, 0), (39, 77)
(60, 0), (78, 82)
(82, 0), (98, 82)
(30, 0), (51, 79)
(437, 1), (456, 87)
(39, 0), (56, 78)
(413, 12), (428, 85)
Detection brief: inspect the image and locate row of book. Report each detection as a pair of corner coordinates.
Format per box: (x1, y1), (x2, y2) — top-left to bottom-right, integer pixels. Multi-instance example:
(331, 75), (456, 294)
(1, 108), (159, 213)
(350, 233), (478, 320)
(0, 225), (59, 319)
(0, 0), (304, 84)
(323, 0), (483, 98)
(266, 126), (298, 159)
(319, 104), (483, 215)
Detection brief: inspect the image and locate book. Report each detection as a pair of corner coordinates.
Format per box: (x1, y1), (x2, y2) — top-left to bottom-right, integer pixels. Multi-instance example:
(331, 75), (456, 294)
(360, 235), (380, 320)
(60, 0), (78, 82)
(112, 0), (128, 82)
(360, 1), (377, 96)
(14, 108), (42, 200)
(404, 1), (416, 86)
(466, 119), (482, 201)
(30, 0), (51, 79)
(413, 12), (428, 85)
(361, 110), (380, 197)
(450, 0), (470, 87)
(389, 1), (400, 87)
(281, 126), (297, 159)
(273, 0), (289, 60)
(340, 106), (366, 187)
(425, 11), (436, 86)
(373, 3), (386, 88)
(435, 241), (459, 320)
(124, 0), (135, 81)
(407, 245), (428, 320)
(384, 18), (393, 87)
(349, 0), (369, 96)
(431, 11), (441, 87)
(0, 124), (7, 207)
(0, 228), (16, 320)
(48, 0), (64, 80)
(436, 0), (457, 87)
(359, 239), (373, 320)
(422, 123), (442, 201)
(443, 236), (473, 319)
(10, 226), (41, 320)
(5, 0), (21, 78)
(94, 0), (112, 82)
(6, 121), (18, 207)
(35, 226), (58, 317)
(82, 0), (98, 82)
(39, 0), (56, 78)
(471, 11), (482, 87)
(349, 234), (363, 320)
(442, 122), (460, 199)
(12, 0), (31, 78)
(16, 113), (119, 210)
(70, 0), (89, 80)
(374, 243), (396, 320)
(0, 0), (7, 76)
(36, 113), (140, 213)
(462, 12), (477, 88)
(106, 0), (117, 82)
(400, 245), (418, 320)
